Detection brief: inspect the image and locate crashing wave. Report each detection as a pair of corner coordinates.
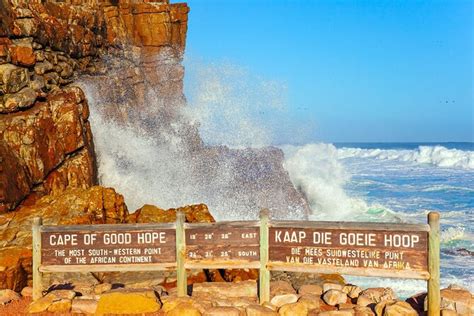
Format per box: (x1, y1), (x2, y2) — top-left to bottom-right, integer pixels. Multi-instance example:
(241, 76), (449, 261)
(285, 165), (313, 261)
(337, 145), (474, 170)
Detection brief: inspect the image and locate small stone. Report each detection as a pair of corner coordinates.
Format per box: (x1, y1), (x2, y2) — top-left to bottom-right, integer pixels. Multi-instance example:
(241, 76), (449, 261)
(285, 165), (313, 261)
(384, 301), (418, 316)
(95, 289), (161, 315)
(203, 306), (241, 316)
(168, 303), (202, 316)
(246, 304), (278, 316)
(28, 295), (55, 313)
(20, 286), (33, 297)
(94, 283), (112, 294)
(278, 302), (308, 316)
(162, 296), (195, 313)
(354, 306), (375, 316)
(0, 63), (29, 94)
(0, 289), (21, 305)
(299, 284), (323, 296)
(318, 311), (355, 315)
(343, 285), (363, 299)
(270, 293), (299, 308)
(324, 283), (344, 292)
(271, 280), (296, 296)
(47, 299), (72, 313)
(47, 289), (76, 300)
(2, 86), (36, 112)
(357, 288), (396, 306)
(34, 60), (53, 75)
(8, 38), (35, 66)
(441, 309), (457, 316)
(298, 294), (320, 311)
(71, 298), (98, 314)
(323, 289), (348, 306)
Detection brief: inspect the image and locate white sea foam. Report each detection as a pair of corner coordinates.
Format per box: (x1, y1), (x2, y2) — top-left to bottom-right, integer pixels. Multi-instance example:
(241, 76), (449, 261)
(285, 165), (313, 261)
(337, 145), (474, 170)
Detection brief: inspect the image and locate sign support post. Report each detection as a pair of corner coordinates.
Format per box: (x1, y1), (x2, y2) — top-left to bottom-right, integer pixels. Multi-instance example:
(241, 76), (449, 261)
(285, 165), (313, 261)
(32, 217), (42, 301)
(176, 211), (187, 296)
(259, 209), (270, 303)
(428, 212), (440, 316)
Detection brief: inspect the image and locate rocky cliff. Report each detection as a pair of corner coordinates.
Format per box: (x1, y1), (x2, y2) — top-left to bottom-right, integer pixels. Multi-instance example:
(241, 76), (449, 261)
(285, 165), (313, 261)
(0, 0), (190, 213)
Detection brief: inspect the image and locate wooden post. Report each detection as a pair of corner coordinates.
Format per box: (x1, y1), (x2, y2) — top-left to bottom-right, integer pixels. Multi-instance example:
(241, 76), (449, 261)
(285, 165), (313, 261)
(428, 212), (440, 316)
(32, 217), (43, 301)
(176, 211), (187, 296)
(259, 209), (270, 304)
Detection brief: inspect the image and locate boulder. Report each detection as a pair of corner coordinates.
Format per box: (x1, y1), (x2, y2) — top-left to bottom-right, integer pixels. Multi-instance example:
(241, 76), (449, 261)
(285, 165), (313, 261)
(93, 283), (112, 294)
(298, 294), (320, 311)
(192, 280), (257, 300)
(357, 288), (396, 306)
(28, 294), (55, 313)
(270, 293), (299, 308)
(20, 286), (33, 297)
(246, 304), (279, 316)
(343, 285), (363, 299)
(0, 63), (29, 94)
(375, 300), (417, 316)
(95, 289), (161, 315)
(298, 284), (323, 296)
(71, 298), (98, 314)
(47, 299), (72, 313)
(203, 306), (242, 316)
(318, 311), (355, 316)
(271, 280), (296, 296)
(323, 289), (348, 306)
(425, 284), (473, 315)
(354, 306), (375, 316)
(0, 289), (21, 305)
(278, 302), (308, 316)
(168, 304), (202, 316)
(324, 283), (344, 292)
(2, 86), (36, 112)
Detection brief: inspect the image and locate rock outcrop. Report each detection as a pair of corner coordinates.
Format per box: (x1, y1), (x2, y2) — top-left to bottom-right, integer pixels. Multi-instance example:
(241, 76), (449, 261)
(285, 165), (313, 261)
(0, 0), (190, 213)
(0, 186), (128, 291)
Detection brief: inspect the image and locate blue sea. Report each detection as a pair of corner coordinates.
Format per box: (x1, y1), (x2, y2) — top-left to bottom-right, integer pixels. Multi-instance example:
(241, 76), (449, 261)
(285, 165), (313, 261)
(282, 142), (473, 297)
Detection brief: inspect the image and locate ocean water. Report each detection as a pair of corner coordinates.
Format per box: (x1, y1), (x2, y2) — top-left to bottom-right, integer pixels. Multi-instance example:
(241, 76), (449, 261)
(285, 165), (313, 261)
(282, 142), (473, 298)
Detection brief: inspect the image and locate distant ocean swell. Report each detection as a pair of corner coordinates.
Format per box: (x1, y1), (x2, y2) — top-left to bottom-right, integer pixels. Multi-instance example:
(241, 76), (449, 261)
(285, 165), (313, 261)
(337, 145), (474, 170)
(282, 142), (473, 296)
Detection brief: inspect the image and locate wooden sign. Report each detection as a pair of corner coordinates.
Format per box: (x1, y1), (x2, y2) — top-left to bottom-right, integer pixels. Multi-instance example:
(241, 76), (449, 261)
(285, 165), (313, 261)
(184, 221), (260, 268)
(268, 223), (429, 279)
(32, 210), (440, 316)
(38, 223), (176, 272)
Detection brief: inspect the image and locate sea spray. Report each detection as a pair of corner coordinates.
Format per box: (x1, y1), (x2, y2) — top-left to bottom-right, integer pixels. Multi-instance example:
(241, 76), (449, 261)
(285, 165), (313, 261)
(79, 59), (308, 220)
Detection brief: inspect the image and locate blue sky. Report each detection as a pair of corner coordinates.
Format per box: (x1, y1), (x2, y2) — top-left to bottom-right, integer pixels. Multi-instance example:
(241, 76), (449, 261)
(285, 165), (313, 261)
(184, 0), (473, 143)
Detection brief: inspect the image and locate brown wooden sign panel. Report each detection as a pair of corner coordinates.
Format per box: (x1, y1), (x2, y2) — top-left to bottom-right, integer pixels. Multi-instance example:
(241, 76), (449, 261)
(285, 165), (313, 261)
(41, 228), (176, 266)
(269, 226), (428, 275)
(185, 224), (260, 262)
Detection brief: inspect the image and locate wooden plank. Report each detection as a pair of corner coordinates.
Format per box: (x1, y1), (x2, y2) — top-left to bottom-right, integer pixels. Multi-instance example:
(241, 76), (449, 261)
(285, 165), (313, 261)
(270, 220), (430, 232)
(32, 217), (42, 301)
(185, 262), (261, 269)
(185, 224), (260, 263)
(259, 209), (270, 304)
(267, 263), (430, 280)
(39, 263), (176, 273)
(184, 221), (260, 229)
(428, 212), (440, 316)
(41, 229), (176, 266)
(41, 222), (176, 232)
(176, 211), (186, 297)
(268, 226), (429, 279)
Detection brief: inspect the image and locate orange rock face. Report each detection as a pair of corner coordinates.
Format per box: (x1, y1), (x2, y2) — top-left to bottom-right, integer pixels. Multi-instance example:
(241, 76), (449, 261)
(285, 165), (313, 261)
(0, 186), (128, 291)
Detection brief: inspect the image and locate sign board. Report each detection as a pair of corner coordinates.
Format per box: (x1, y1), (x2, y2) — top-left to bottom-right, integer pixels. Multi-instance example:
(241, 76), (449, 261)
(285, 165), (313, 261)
(185, 222), (260, 268)
(32, 210), (440, 315)
(38, 223), (176, 272)
(268, 223), (429, 279)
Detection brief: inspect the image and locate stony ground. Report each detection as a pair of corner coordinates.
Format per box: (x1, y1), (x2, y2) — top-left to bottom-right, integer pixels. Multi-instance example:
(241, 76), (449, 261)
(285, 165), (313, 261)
(0, 271), (472, 315)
